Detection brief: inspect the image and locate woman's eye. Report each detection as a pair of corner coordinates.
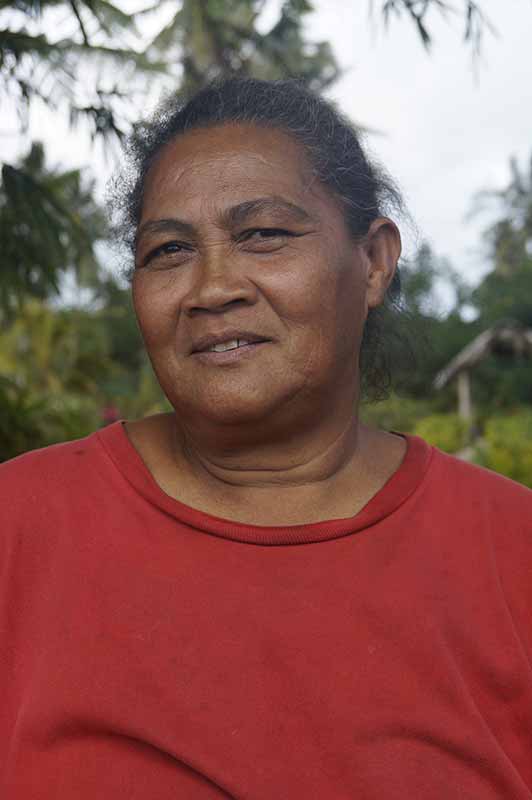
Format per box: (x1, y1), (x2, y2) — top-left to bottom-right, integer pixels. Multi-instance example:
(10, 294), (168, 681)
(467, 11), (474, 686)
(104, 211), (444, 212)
(142, 241), (192, 267)
(244, 228), (291, 239)
(239, 228), (295, 249)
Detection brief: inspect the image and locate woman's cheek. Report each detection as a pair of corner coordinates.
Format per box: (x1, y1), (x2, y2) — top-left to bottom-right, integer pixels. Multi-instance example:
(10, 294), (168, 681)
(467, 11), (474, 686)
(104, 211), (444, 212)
(134, 272), (183, 323)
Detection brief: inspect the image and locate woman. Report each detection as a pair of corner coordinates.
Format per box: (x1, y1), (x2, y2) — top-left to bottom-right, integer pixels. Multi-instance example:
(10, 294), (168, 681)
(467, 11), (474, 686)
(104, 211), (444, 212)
(2, 78), (532, 799)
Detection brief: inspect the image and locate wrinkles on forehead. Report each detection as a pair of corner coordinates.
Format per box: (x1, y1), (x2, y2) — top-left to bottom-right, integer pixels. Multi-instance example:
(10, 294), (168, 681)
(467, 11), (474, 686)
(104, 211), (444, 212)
(144, 152), (308, 210)
(141, 123), (320, 206)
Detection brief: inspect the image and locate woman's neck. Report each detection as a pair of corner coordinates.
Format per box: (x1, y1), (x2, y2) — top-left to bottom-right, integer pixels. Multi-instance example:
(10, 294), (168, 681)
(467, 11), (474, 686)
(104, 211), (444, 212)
(125, 411), (407, 526)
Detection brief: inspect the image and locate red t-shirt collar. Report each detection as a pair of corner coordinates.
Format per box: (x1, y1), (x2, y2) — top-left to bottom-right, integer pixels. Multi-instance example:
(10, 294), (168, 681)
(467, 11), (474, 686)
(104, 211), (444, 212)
(97, 421), (434, 546)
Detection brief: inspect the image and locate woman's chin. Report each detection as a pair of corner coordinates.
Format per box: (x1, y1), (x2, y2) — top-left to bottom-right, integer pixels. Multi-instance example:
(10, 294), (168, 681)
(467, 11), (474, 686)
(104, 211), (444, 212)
(169, 386), (294, 429)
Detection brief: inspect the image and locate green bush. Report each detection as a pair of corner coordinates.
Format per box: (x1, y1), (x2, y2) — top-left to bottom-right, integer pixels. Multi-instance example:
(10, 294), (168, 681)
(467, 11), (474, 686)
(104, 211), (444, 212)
(413, 413), (469, 453)
(0, 377), (46, 461)
(475, 411), (532, 488)
(360, 393), (433, 435)
(0, 379), (102, 462)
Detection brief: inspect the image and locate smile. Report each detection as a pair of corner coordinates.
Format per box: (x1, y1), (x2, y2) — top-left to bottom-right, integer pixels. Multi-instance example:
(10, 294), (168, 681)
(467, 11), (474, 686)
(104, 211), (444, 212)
(192, 339), (270, 365)
(207, 339), (252, 353)
(190, 330), (271, 356)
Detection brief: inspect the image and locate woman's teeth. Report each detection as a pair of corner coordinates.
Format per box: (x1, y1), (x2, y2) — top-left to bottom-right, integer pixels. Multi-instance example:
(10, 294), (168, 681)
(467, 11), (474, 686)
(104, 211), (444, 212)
(208, 339), (250, 353)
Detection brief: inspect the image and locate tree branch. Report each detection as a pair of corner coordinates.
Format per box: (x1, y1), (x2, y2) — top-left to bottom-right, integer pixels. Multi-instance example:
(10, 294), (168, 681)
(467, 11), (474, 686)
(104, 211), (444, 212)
(69, 0), (90, 47)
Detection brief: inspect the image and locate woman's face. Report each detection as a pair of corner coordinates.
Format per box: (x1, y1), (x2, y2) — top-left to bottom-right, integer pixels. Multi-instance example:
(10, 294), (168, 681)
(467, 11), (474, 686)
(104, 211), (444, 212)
(133, 123), (396, 427)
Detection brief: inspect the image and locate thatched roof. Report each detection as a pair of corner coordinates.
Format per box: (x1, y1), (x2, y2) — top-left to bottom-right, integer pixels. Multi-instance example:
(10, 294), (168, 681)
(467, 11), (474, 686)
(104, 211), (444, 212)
(434, 322), (532, 390)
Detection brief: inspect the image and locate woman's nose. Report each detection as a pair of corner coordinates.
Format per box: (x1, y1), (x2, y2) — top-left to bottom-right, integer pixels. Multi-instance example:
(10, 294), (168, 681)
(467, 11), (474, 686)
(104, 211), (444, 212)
(182, 247), (258, 315)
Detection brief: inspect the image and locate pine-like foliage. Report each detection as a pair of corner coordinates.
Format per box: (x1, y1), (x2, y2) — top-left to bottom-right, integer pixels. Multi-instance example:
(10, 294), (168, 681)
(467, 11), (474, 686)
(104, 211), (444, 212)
(373, 0), (493, 55)
(0, 142), (106, 313)
(146, 0), (340, 98)
(470, 154), (532, 328)
(1, 0), (164, 141)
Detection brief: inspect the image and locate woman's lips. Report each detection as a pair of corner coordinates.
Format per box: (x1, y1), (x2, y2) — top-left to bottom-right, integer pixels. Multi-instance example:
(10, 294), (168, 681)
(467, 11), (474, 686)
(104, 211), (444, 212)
(190, 330), (270, 355)
(191, 340), (270, 365)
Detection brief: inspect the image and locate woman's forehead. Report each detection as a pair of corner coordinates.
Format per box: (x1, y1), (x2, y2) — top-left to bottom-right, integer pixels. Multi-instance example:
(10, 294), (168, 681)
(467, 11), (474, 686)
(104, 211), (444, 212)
(144, 125), (313, 196)
(140, 123), (338, 225)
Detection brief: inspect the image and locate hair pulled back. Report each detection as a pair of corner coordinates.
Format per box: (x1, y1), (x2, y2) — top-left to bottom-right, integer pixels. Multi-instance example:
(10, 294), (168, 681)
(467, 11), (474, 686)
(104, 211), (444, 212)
(109, 77), (412, 401)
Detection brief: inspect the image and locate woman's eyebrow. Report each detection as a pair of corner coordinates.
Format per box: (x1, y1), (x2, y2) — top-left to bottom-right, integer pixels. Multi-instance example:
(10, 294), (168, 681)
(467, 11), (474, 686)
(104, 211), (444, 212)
(136, 218), (196, 245)
(223, 197), (316, 227)
(136, 197), (315, 244)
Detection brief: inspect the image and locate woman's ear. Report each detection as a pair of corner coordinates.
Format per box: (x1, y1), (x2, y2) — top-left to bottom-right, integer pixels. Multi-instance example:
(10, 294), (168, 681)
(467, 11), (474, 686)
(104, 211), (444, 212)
(364, 218), (402, 309)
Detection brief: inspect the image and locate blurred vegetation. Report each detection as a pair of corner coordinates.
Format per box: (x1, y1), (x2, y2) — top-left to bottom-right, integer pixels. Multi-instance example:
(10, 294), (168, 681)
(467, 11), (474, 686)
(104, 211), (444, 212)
(413, 414), (469, 454)
(475, 411), (532, 488)
(1, 0), (531, 489)
(0, 142), (106, 312)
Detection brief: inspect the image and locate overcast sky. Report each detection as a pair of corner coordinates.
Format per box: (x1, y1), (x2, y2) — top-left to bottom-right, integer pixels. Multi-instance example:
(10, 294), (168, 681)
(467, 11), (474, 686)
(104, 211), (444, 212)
(307, 0), (532, 286)
(3, 0), (532, 294)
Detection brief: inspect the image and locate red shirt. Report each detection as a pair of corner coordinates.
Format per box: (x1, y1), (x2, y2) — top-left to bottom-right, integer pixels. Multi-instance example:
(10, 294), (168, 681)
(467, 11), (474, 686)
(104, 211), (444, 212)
(2, 422), (532, 798)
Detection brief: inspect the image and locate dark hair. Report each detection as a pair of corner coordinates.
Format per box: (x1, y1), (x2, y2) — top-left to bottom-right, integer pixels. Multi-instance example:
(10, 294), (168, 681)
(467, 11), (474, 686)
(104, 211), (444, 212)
(109, 77), (413, 401)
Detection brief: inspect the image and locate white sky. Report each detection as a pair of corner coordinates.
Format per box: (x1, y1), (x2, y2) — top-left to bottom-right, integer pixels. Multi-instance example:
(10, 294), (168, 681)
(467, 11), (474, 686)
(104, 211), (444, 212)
(307, 0), (532, 285)
(3, 0), (532, 294)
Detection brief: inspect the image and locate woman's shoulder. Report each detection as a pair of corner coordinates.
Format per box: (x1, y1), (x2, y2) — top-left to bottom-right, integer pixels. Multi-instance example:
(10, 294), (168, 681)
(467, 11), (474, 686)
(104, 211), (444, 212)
(425, 439), (532, 513)
(0, 428), (106, 501)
